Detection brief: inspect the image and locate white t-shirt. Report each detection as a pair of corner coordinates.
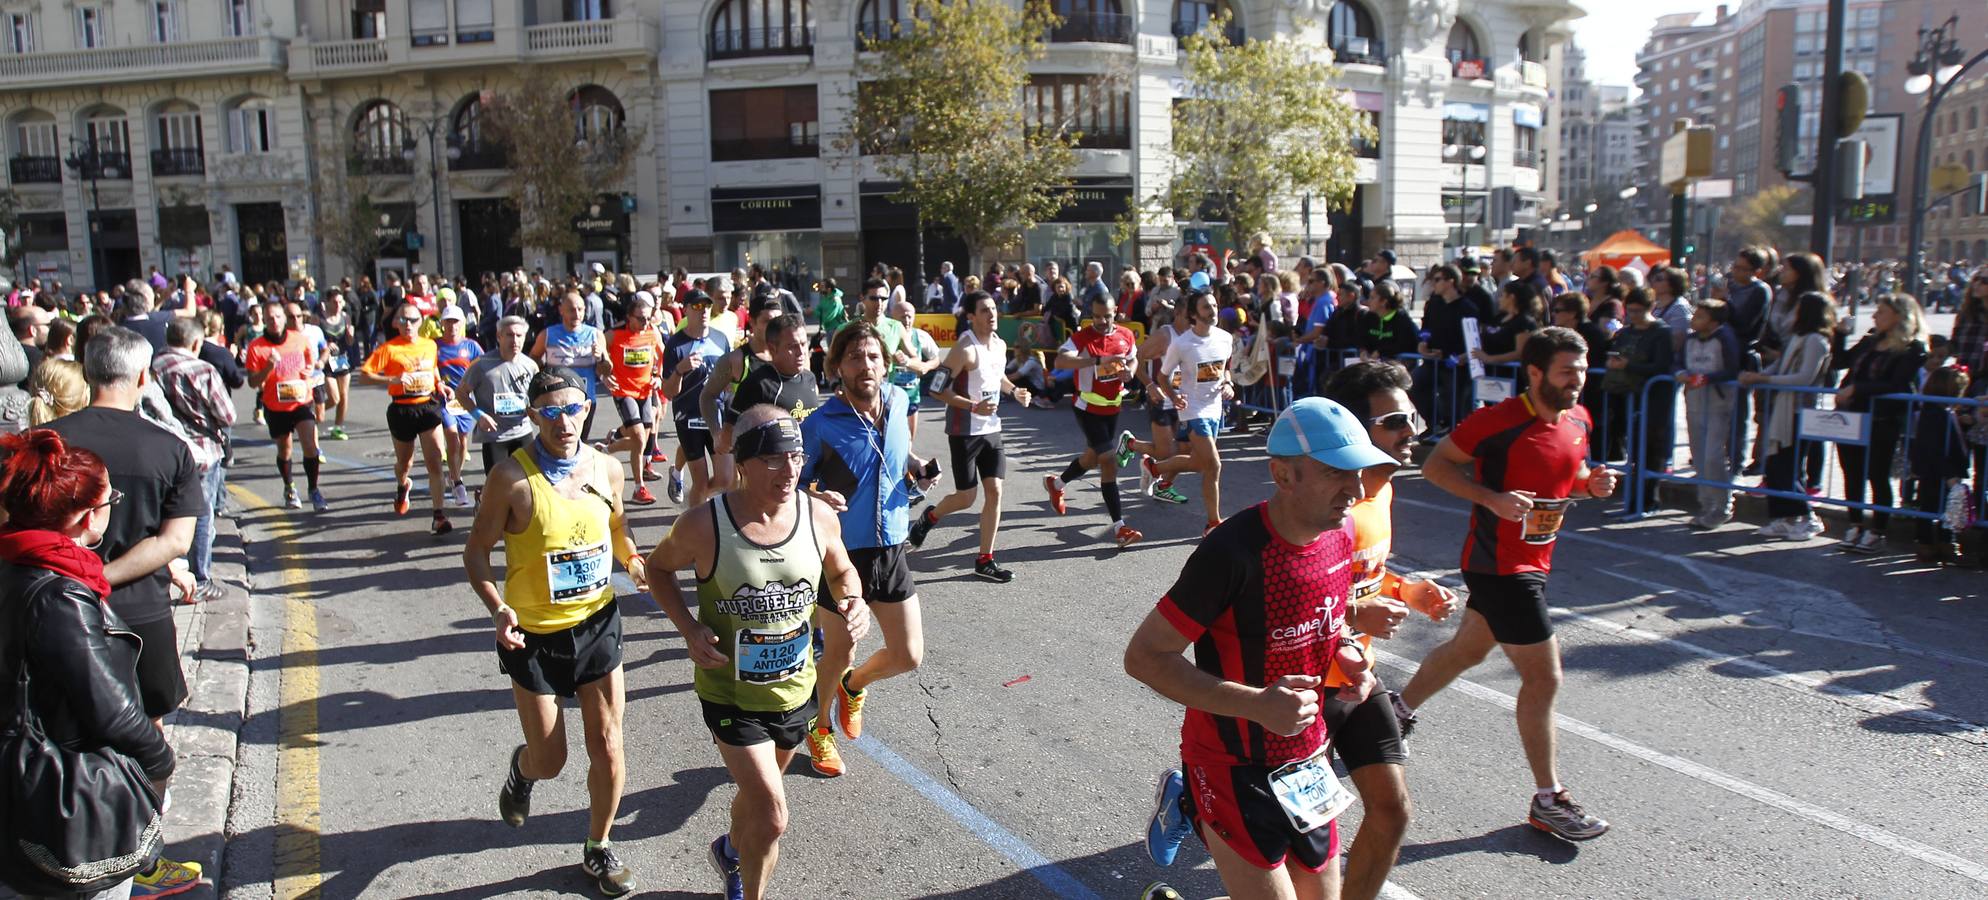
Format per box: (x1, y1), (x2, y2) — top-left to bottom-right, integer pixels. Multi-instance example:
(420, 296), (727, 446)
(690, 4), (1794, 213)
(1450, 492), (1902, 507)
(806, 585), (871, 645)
(1161, 326), (1233, 423)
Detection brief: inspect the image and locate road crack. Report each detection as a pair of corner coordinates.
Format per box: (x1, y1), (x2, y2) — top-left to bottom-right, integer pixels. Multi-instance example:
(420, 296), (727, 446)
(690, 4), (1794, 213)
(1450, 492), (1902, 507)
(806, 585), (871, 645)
(918, 677), (967, 792)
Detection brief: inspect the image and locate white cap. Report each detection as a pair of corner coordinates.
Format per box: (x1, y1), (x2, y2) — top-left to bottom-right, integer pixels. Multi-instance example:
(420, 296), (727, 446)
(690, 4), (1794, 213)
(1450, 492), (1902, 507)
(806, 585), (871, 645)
(439, 305), (466, 323)
(591, 262), (606, 274)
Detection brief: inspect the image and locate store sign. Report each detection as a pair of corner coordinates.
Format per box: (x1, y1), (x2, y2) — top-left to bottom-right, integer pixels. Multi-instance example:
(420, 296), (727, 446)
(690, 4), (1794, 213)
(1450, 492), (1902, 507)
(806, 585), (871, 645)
(1053, 181), (1134, 224)
(712, 187), (822, 232)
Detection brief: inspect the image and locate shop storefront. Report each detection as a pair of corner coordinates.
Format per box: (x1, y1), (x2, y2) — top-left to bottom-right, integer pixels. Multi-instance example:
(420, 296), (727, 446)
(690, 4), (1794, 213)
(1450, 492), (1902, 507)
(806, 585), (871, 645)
(571, 194), (631, 277)
(15, 213), (70, 286)
(1022, 177), (1134, 277)
(858, 182), (969, 279)
(233, 202), (288, 286)
(156, 205), (211, 280)
(369, 203), (419, 285)
(712, 186), (821, 296)
(87, 210), (141, 290)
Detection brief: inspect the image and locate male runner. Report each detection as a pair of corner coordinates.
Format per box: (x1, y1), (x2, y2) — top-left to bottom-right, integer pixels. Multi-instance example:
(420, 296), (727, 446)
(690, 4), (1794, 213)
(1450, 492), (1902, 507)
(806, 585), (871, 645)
(598, 292), (666, 504)
(1129, 291), (1233, 533)
(435, 306), (485, 507)
(643, 405), (870, 900)
(1045, 292), (1143, 547)
(458, 315), (540, 480)
(360, 302), (454, 534)
(1126, 397), (1395, 900)
(698, 296), (782, 498)
(530, 291), (609, 442)
(730, 313), (821, 423)
(463, 366), (647, 896)
(1396, 326), (1616, 842)
(907, 291), (1032, 582)
(798, 322), (937, 777)
(243, 298), (326, 511)
(662, 290), (732, 507)
(1122, 295), (1191, 505)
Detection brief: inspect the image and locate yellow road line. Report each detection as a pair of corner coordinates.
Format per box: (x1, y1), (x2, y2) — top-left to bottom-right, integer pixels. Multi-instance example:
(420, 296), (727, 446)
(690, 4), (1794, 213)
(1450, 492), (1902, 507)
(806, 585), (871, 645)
(230, 484), (322, 900)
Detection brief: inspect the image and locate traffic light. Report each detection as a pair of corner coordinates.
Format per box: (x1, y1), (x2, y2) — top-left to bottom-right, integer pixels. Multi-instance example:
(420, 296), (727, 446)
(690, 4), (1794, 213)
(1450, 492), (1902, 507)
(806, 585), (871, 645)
(1775, 83), (1801, 175)
(1685, 243), (1697, 256)
(1490, 187), (1517, 230)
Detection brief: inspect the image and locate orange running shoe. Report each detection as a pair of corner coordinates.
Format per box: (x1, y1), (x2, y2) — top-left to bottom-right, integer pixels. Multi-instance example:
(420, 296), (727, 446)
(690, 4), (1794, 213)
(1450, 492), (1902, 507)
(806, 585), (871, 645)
(805, 720), (844, 777)
(1115, 522), (1144, 548)
(1044, 475), (1067, 515)
(631, 486), (657, 505)
(394, 479), (412, 515)
(835, 670), (866, 739)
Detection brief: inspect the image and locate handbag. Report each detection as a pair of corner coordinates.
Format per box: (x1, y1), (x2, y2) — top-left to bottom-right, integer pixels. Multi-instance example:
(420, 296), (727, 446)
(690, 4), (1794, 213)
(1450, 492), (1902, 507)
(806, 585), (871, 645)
(0, 578), (164, 896)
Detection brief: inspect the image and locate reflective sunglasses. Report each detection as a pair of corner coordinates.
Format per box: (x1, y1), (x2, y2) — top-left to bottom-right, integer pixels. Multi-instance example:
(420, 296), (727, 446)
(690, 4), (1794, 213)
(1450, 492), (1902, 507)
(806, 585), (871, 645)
(532, 402), (588, 421)
(1369, 410), (1422, 432)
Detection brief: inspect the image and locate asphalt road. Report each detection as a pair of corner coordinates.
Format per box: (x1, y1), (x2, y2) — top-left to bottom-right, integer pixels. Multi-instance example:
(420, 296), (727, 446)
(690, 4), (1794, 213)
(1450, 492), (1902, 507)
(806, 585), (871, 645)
(212, 380), (1988, 900)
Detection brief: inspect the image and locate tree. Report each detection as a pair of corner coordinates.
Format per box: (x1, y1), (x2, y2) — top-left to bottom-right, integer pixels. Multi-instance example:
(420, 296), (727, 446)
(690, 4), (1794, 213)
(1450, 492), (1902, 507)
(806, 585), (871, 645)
(1729, 184), (1811, 254)
(1132, 17), (1372, 247)
(316, 166), (384, 280)
(482, 74), (645, 258)
(846, 0), (1082, 284)
(0, 189), (20, 272)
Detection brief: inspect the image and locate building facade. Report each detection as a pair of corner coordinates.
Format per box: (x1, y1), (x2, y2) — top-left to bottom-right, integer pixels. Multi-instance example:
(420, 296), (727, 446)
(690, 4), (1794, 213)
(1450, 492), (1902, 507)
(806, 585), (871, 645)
(1925, 69), (1988, 266)
(4, 0), (1583, 290)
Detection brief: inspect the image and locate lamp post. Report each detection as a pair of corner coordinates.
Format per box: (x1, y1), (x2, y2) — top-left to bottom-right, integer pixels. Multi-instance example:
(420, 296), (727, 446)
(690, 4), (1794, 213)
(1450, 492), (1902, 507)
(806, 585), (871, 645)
(1903, 15), (1984, 296)
(1444, 141), (1488, 251)
(402, 114), (462, 279)
(62, 136), (120, 291)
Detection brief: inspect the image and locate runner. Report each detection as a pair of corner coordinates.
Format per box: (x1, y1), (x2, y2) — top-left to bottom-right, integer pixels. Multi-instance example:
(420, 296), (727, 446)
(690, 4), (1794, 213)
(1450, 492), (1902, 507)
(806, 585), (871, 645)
(243, 298), (326, 511)
(435, 306), (485, 508)
(1395, 325), (1617, 842)
(888, 298), (943, 442)
(320, 289), (358, 440)
(730, 313), (821, 424)
(597, 292), (666, 505)
(798, 322), (938, 777)
(1124, 291), (1233, 534)
(1045, 292), (1143, 547)
(699, 296), (782, 499)
(529, 291), (609, 442)
(642, 404), (870, 900)
(1124, 295), (1191, 505)
(360, 302), (454, 534)
(662, 290), (733, 508)
(906, 291), (1033, 583)
(1126, 397), (1395, 900)
(462, 366), (648, 897)
(457, 315), (540, 482)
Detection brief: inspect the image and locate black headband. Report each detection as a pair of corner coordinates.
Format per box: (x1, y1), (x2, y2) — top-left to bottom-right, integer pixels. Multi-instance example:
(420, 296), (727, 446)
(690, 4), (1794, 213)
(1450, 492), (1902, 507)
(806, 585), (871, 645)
(528, 366), (589, 402)
(734, 417), (804, 462)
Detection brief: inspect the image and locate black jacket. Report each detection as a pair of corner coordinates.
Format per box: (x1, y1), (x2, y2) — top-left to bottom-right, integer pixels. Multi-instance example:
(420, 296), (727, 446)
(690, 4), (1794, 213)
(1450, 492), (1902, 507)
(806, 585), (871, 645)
(1360, 309), (1420, 359)
(1837, 333), (1927, 415)
(0, 560), (176, 783)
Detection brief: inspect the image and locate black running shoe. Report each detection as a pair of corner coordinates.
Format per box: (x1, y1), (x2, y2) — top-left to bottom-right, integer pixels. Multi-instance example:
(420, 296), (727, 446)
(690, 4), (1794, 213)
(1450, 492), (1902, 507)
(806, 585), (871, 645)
(1389, 691), (1417, 740)
(581, 844), (635, 896)
(499, 744), (533, 827)
(908, 511), (936, 549)
(974, 559), (1014, 583)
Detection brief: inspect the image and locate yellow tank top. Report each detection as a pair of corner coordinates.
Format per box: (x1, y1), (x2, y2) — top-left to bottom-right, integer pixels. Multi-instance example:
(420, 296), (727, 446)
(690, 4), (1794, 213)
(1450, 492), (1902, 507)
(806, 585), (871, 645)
(503, 447), (618, 633)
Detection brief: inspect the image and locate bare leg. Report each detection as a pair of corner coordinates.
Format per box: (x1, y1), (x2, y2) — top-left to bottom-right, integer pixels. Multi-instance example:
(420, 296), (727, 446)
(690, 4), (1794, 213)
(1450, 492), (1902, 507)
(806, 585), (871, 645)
(575, 666), (627, 842)
(716, 739), (797, 900)
(813, 606), (854, 732)
(1339, 763), (1410, 900)
(846, 596), (924, 693)
(1500, 637), (1564, 790)
(1398, 610), (1497, 711)
(416, 427), (447, 512)
(976, 478), (1004, 556)
(510, 683), (568, 782)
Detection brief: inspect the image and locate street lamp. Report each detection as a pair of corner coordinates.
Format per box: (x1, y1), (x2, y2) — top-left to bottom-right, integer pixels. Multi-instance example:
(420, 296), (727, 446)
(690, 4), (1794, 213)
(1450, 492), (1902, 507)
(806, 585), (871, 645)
(400, 113), (463, 278)
(1903, 15), (1985, 294)
(62, 136), (120, 290)
(1584, 202), (1598, 214)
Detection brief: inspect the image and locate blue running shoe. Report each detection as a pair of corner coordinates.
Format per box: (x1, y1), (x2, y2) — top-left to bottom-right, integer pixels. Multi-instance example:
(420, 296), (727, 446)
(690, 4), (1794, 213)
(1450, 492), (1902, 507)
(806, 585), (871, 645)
(1145, 769), (1193, 866)
(709, 834), (743, 900)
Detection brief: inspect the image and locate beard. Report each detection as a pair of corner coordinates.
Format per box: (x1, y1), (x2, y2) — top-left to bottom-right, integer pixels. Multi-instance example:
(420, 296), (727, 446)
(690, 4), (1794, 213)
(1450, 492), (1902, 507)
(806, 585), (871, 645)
(1537, 379), (1580, 411)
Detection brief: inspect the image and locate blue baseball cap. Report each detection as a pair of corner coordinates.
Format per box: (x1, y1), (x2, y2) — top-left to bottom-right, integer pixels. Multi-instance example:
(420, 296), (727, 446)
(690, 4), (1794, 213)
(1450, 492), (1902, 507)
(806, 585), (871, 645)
(1266, 398), (1398, 472)
(1188, 271), (1211, 290)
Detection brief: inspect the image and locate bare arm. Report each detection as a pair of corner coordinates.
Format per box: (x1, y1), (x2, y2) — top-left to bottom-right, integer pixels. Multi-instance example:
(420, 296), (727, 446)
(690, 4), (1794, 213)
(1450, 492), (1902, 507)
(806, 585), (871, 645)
(102, 517), (195, 588)
(644, 506), (729, 669)
(1420, 436), (1501, 509)
(462, 460), (528, 648)
(600, 456), (646, 590)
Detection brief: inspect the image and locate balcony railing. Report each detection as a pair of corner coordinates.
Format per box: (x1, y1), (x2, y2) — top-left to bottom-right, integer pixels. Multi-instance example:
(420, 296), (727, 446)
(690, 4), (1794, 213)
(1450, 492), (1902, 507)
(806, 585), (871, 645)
(526, 18), (631, 54)
(1049, 12), (1132, 45)
(1514, 148), (1541, 169)
(1171, 19), (1242, 46)
(711, 136), (819, 162)
(8, 156), (61, 184)
(708, 26), (814, 60)
(0, 36), (284, 89)
(150, 147), (205, 177)
(449, 143), (508, 171)
(308, 37), (389, 70)
(79, 151), (131, 180)
(348, 153), (413, 176)
(1331, 37), (1384, 67)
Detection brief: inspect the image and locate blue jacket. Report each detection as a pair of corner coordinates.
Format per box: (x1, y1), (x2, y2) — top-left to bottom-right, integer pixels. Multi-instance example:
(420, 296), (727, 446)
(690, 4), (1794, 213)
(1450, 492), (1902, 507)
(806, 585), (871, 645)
(801, 390), (911, 549)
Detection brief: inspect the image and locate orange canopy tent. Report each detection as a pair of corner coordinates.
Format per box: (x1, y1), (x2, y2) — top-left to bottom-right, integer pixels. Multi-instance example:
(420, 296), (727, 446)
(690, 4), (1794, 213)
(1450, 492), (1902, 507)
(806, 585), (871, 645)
(1585, 230), (1672, 273)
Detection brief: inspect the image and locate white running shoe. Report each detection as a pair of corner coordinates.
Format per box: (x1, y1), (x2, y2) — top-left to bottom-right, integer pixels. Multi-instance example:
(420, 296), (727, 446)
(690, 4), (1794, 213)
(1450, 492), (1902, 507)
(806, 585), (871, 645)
(450, 481), (472, 508)
(1837, 525), (1865, 548)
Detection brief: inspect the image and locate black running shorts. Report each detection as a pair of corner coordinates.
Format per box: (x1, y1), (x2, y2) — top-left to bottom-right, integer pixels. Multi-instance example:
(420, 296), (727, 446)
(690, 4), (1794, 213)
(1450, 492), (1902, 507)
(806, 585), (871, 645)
(497, 601), (625, 698)
(844, 543), (917, 604)
(1075, 408), (1119, 454)
(1149, 403), (1179, 429)
(675, 419), (714, 462)
(263, 405), (316, 439)
(1185, 760), (1340, 872)
(613, 396), (655, 427)
(127, 615), (189, 720)
(701, 696), (819, 750)
(1462, 570), (1554, 646)
(948, 433), (1006, 490)
(1322, 686), (1407, 772)
(386, 399), (445, 443)
(481, 436), (529, 473)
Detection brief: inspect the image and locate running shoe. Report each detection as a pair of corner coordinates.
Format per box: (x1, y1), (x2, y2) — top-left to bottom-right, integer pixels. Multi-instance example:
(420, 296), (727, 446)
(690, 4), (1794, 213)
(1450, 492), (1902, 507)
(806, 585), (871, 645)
(1848, 531), (1884, 555)
(1152, 482), (1189, 505)
(1145, 769), (1193, 866)
(1115, 430), (1138, 468)
(1528, 789), (1610, 841)
(667, 467), (686, 505)
(1141, 454), (1161, 486)
(1044, 474), (1066, 515)
(1203, 519), (1220, 537)
(835, 670), (866, 739)
(708, 834), (745, 900)
(194, 581), (226, 604)
(641, 464), (660, 483)
(499, 744), (534, 827)
(908, 485), (927, 508)
(1754, 517), (1805, 540)
(631, 486), (657, 505)
(1389, 691), (1418, 740)
(252, 407), (264, 424)
(450, 480), (472, 508)
(1837, 525), (1866, 549)
(649, 449), (667, 464)
(805, 721), (844, 777)
(974, 559), (1014, 583)
(431, 511), (453, 535)
(581, 844), (635, 896)
(132, 857), (203, 897)
(327, 425), (349, 440)
(310, 490), (329, 513)
(1141, 883), (1183, 900)
(1114, 522), (1144, 548)
(908, 508), (938, 549)
(284, 486), (301, 509)
(394, 479), (412, 516)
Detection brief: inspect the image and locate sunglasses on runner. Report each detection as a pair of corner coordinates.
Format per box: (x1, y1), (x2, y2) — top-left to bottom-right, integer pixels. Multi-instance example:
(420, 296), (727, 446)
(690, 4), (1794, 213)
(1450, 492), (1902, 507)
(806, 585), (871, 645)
(1369, 410), (1421, 432)
(532, 402), (588, 421)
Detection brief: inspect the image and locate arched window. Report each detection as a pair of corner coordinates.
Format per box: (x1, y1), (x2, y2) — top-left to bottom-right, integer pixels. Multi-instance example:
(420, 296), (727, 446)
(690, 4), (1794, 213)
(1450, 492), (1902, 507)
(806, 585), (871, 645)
(450, 92), (503, 170)
(1969, 107), (1979, 131)
(1173, 0), (1239, 44)
(152, 100), (204, 176)
(351, 100), (409, 175)
(709, 0), (814, 59)
(856, 0), (909, 45)
(1049, 0), (1130, 44)
(226, 96), (277, 154)
(570, 85), (624, 143)
(1517, 30), (1539, 62)
(1445, 21), (1481, 65)
(77, 104), (131, 179)
(1326, 1), (1381, 65)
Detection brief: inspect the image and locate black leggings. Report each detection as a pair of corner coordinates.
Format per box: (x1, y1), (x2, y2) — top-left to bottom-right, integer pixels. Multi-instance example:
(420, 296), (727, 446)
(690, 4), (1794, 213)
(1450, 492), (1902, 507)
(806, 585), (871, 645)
(1836, 414), (1903, 528)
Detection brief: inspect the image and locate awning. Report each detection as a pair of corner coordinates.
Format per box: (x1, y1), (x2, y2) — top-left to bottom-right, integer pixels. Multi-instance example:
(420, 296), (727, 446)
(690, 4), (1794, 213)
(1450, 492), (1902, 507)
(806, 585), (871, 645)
(1513, 104), (1543, 128)
(1443, 102), (1489, 123)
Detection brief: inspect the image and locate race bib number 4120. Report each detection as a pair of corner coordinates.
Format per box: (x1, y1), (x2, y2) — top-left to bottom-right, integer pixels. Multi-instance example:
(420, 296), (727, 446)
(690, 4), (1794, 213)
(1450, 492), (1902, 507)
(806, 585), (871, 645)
(736, 623), (809, 684)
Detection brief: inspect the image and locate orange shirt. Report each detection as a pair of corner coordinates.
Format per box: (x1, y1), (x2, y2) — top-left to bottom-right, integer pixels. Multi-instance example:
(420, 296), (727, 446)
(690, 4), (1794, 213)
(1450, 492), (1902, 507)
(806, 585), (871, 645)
(1328, 481), (1395, 690)
(245, 330), (317, 413)
(605, 327), (663, 399)
(363, 336), (440, 405)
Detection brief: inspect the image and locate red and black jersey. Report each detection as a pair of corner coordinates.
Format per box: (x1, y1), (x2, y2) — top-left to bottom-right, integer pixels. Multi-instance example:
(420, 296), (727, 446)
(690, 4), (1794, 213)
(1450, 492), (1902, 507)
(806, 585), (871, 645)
(1156, 503), (1355, 768)
(1448, 395), (1591, 576)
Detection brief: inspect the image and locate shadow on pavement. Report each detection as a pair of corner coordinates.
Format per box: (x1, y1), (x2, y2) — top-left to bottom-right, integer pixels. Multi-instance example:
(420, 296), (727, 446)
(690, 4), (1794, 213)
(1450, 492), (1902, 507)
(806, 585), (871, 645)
(1396, 823), (1582, 866)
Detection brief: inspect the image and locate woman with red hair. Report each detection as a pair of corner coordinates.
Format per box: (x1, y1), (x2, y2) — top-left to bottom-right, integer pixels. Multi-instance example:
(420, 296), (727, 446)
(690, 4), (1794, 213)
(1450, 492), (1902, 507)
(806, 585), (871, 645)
(0, 429), (183, 899)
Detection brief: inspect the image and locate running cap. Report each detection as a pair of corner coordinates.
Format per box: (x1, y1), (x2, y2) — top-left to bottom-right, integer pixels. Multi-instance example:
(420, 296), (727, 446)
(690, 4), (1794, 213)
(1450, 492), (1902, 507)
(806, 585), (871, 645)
(438, 305), (466, 322)
(1375, 249), (1398, 266)
(684, 289), (713, 306)
(733, 416), (804, 462)
(528, 366), (589, 402)
(1266, 398), (1397, 472)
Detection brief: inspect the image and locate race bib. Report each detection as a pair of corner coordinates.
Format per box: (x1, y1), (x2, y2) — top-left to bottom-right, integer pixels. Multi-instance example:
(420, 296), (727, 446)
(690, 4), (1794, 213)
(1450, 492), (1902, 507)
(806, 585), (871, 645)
(1096, 358), (1128, 381)
(1194, 360), (1225, 384)
(400, 369), (437, 397)
(545, 540), (611, 604)
(620, 345), (654, 368)
(735, 622), (810, 684)
(326, 353), (351, 374)
(275, 379), (312, 405)
(492, 392), (526, 416)
(1522, 497), (1572, 545)
(1267, 749), (1354, 834)
(683, 416), (708, 431)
